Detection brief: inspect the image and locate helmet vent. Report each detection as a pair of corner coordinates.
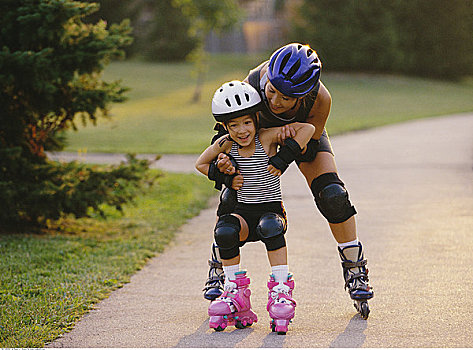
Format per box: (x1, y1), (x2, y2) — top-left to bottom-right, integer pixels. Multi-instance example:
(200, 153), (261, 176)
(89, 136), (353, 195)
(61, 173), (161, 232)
(286, 59), (301, 80)
(225, 98), (231, 107)
(229, 82), (234, 87)
(279, 53), (291, 74)
(307, 49), (313, 57)
(235, 94), (242, 105)
(220, 88), (223, 92)
(297, 68), (314, 84)
(245, 93), (250, 102)
(297, 44), (302, 50)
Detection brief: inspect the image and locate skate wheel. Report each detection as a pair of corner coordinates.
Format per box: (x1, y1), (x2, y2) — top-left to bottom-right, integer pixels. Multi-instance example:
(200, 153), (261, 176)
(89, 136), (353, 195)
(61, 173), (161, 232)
(213, 325), (225, 332)
(277, 331), (287, 335)
(235, 320), (245, 329)
(235, 320), (253, 329)
(360, 301), (370, 319)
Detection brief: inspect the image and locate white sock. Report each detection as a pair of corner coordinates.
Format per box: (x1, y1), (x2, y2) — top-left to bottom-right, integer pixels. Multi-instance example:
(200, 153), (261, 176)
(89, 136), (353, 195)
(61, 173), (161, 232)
(271, 265), (289, 283)
(223, 264), (240, 287)
(338, 238), (359, 249)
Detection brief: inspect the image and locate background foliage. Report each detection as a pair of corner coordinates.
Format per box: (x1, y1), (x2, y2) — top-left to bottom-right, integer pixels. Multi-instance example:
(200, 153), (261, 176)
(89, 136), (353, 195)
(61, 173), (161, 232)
(290, 0), (473, 80)
(0, 0), (150, 227)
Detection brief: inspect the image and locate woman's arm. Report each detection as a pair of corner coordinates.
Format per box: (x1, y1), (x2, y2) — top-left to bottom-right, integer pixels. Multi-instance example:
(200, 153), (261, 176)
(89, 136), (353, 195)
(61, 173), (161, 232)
(306, 81), (331, 139)
(277, 81), (331, 142)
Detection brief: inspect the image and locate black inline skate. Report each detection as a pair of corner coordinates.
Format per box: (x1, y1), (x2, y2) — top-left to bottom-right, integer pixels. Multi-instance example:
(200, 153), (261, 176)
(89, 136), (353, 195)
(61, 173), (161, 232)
(338, 242), (373, 319)
(203, 243), (225, 301)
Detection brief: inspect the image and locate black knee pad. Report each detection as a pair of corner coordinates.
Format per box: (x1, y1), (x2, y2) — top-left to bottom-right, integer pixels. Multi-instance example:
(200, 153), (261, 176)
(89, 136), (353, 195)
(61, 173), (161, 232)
(216, 187), (237, 216)
(256, 213), (287, 251)
(214, 214), (241, 259)
(311, 172), (357, 224)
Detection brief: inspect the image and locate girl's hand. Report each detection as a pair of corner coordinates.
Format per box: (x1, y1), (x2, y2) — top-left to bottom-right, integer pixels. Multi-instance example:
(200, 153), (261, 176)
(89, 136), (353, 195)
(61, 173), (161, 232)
(277, 125), (296, 145)
(217, 153), (236, 175)
(267, 164), (282, 177)
(231, 171), (244, 190)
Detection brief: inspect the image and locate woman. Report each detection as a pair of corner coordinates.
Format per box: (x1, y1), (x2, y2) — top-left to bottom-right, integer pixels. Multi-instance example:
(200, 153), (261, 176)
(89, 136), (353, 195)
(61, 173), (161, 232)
(204, 43), (373, 319)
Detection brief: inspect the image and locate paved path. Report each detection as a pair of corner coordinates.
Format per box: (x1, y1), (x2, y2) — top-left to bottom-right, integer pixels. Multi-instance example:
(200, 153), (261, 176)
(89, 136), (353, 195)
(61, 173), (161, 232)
(49, 113), (473, 348)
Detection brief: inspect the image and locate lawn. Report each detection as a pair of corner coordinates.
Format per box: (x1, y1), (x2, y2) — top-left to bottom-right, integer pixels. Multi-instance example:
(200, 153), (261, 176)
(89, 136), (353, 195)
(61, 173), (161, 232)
(64, 55), (473, 154)
(0, 171), (215, 348)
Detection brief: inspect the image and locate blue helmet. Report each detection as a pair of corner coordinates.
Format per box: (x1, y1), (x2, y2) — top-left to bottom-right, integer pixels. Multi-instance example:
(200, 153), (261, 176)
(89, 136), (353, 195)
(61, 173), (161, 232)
(267, 43), (321, 98)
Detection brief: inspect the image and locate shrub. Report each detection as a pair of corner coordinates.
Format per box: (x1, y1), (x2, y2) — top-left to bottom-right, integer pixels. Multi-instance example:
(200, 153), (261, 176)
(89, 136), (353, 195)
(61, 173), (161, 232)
(0, 0), (154, 227)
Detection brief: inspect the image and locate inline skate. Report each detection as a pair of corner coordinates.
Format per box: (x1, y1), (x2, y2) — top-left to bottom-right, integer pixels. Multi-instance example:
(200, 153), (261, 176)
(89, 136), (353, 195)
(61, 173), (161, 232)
(208, 270), (258, 331)
(267, 274), (296, 335)
(203, 243), (224, 301)
(338, 242), (373, 319)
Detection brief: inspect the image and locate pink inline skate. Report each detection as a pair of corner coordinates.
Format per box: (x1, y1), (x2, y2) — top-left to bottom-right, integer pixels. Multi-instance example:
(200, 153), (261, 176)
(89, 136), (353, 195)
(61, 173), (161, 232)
(267, 274), (296, 335)
(208, 270), (258, 331)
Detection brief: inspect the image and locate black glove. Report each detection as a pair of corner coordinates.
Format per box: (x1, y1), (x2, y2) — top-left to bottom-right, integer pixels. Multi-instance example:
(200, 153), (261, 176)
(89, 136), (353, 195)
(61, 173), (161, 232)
(268, 138), (302, 174)
(207, 154), (239, 190)
(296, 138), (320, 163)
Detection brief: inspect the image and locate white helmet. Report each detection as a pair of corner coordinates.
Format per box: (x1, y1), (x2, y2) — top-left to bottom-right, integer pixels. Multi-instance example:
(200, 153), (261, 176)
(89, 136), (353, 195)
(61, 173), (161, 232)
(211, 80), (262, 123)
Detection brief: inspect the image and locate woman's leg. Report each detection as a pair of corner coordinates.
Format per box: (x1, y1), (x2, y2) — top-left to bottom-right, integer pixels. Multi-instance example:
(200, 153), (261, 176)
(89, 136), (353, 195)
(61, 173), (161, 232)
(298, 151), (357, 243)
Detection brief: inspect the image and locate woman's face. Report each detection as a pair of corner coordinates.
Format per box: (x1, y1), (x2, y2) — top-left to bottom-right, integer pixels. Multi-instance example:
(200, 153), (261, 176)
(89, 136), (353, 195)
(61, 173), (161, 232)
(225, 115), (256, 147)
(265, 81), (298, 114)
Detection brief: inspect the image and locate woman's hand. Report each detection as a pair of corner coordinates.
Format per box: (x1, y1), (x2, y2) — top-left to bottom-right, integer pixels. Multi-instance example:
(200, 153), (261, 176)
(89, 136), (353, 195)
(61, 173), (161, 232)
(216, 153), (236, 175)
(277, 125), (296, 145)
(231, 171), (244, 190)
(267, 164), (282, 177)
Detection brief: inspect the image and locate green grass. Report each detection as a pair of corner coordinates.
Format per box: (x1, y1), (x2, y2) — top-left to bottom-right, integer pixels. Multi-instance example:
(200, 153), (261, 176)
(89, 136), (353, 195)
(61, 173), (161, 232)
(326, 73), (473, 133)
(0, 171), (215, 348)
(64, 55), (473, 154)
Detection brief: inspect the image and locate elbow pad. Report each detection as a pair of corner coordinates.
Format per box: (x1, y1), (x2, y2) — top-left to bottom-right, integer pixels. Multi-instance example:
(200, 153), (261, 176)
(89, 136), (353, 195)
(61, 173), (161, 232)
(268, 138), (302, 174)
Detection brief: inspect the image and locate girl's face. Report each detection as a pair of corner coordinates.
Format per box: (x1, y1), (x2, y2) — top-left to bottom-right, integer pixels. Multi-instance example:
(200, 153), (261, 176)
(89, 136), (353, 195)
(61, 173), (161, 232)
(225, 115), (256, 147)
(265, 81), (298, 114)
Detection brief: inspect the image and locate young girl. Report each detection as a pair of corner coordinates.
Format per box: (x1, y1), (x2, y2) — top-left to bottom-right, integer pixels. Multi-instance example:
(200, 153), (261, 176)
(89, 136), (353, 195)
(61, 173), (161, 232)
(195, 81), (315, 334)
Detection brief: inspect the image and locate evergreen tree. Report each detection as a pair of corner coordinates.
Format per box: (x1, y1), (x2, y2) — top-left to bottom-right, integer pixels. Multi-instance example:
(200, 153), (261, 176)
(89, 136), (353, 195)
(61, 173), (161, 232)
(0, 0), (153, 227)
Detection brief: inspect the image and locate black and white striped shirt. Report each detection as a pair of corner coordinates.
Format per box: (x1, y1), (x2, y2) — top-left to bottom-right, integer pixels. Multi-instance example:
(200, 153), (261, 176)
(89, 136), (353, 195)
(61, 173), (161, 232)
(230, 135), (282, 204)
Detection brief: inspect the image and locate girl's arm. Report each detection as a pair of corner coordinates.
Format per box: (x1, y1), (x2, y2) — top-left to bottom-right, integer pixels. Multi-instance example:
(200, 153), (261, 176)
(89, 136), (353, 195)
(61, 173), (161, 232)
(260, 122), (315, 176)
(195, 136), (244, 190)
(260, 122), (316, 154)
(195, 135), (232, 176)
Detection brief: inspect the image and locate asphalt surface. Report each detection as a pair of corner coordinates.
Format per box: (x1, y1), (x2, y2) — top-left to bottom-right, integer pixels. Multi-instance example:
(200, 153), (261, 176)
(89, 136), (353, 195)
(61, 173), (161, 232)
(48, 113), (473, 348)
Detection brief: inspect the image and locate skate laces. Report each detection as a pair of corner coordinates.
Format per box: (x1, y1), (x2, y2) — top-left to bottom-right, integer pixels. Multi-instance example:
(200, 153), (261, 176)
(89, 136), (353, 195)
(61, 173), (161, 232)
(270, 282), (292, 304)
(216, 281), (238, 312)
(346, 268), (370, 291)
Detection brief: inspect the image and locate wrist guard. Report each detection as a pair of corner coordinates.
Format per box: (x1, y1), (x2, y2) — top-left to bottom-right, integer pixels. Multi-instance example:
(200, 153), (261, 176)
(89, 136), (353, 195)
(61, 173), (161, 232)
(268, 138), (302, 174)
(207, 154), (239, 190)
(296, 138), (320, 163)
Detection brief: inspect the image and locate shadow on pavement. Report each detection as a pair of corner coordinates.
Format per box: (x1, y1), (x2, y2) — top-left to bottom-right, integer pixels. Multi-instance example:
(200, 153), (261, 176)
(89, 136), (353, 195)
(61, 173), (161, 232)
(174, 318), (255, 348)
(329, 314), (367, 348)
(260, 330), (286, 348)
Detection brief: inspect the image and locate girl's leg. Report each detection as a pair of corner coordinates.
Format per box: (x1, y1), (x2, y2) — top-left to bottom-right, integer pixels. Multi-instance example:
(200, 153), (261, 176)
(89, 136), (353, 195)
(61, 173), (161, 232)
(219, 214), (248, 285)
(267, 247), (290, 284)
(267, 246), (287, 266)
